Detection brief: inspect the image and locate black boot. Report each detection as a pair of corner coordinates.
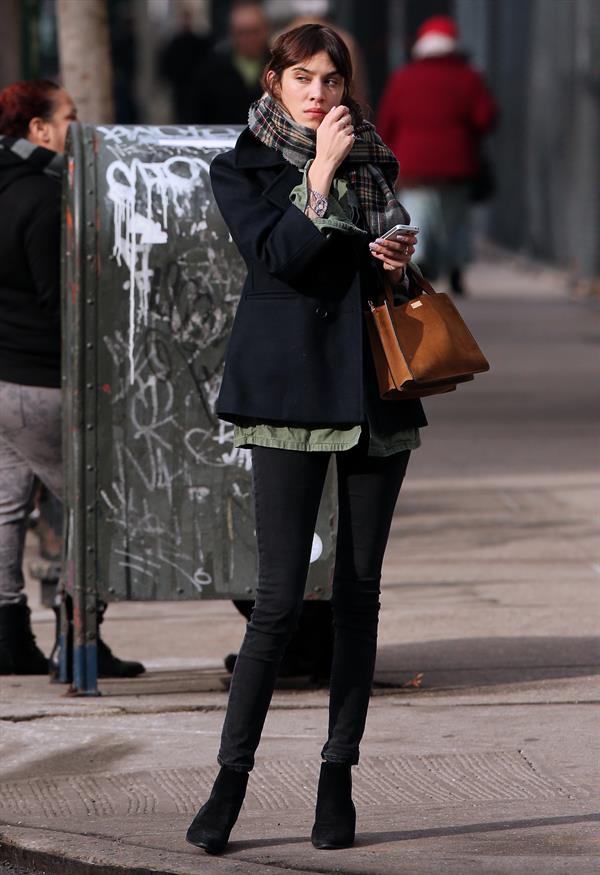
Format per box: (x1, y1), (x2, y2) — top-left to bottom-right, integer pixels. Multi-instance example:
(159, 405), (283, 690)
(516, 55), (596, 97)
(98, 635), (146, 678)
(0, 604), (48, 675)
(97, 637), (145, 678)
(226, 600), (333, 684)
(49, 596), (145, 680)
(186, 766), (249, 854)
(311, 762), (356, 850)
(96, 601), (145, 678)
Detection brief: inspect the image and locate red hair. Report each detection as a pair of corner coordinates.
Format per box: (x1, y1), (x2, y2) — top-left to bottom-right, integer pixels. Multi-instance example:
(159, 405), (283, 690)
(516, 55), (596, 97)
(0, 79), (61, 138)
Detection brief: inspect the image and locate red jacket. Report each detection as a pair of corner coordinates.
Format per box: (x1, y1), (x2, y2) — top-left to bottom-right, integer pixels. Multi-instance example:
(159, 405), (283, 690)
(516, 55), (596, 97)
(377, 55), (498, 183)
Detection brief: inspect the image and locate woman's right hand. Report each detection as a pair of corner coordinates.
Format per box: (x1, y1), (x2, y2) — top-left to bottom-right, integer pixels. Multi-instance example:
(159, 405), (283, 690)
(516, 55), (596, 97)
(314, 105), (355, 171)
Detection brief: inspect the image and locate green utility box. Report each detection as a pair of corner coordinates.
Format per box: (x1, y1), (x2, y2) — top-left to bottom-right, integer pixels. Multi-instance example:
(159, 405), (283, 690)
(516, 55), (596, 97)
(62, 124), (336, 691)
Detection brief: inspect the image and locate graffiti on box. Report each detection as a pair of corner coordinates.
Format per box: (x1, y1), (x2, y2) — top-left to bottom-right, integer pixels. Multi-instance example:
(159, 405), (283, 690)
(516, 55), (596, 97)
(96, 126), (254, 596)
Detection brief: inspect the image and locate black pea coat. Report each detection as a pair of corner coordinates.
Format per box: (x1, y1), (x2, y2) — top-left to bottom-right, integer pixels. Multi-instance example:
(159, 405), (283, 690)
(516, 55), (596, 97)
(210, 128), (427, 432)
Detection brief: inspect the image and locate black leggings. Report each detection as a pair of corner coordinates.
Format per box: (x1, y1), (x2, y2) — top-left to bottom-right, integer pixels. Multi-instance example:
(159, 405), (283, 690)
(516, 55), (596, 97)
(218, 433), (410, 771)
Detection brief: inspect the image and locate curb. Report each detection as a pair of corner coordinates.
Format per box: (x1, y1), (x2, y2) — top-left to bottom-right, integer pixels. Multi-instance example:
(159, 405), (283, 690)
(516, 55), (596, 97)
(0, 839), (159, 875)
(0, 828), (322, 875)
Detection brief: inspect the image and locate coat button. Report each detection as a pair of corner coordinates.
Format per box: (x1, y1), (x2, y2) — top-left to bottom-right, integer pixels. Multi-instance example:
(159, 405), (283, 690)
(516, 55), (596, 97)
(315, 306), (328, 319)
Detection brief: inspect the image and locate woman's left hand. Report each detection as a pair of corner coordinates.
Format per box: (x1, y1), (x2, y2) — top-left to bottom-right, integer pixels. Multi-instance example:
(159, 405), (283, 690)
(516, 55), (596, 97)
(369, 232), (417, 281)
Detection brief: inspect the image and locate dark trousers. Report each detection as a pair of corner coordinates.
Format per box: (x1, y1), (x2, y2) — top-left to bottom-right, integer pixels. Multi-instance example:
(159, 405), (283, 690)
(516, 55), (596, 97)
(218, 434), (410, 772)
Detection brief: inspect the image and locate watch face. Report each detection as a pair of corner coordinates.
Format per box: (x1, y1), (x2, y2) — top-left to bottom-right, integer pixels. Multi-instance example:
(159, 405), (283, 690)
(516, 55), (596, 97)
(309, 190), (328, 218)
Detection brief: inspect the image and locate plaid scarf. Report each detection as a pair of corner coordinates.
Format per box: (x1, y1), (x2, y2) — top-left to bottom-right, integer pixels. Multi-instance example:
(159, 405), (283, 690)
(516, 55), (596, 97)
(248, 94), (408, 237)
(0, 135), (64, 179)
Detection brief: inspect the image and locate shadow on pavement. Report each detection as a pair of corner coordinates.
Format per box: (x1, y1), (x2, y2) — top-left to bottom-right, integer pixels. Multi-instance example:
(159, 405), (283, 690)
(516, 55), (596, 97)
(0, 738), (141, 783)
(228, 812), (600, 853)
(375, 636), (600, 689)
(89, 635), (600, 696)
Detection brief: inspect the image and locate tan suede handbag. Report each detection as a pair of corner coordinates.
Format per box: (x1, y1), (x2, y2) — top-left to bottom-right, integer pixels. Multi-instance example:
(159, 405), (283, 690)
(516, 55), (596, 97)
(365, 267), (490, 400)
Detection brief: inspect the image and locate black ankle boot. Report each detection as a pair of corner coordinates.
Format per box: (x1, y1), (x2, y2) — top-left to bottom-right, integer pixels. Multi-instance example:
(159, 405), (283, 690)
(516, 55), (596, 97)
(49, 596), (145, 680)
(96, 600), (145, 678)
(96, 637), (145, 678)
(0, 604), (48, 675)
(311, 762), (356, 850)
(186, 766), (249, 854)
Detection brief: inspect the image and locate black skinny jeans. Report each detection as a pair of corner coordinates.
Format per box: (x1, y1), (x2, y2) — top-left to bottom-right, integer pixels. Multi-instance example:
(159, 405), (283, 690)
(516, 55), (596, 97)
(218, 432), (410, 772)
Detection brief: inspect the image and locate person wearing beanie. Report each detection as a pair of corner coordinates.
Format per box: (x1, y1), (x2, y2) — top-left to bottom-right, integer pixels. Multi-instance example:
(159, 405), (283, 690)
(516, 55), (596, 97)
(377, 15), (498, 293)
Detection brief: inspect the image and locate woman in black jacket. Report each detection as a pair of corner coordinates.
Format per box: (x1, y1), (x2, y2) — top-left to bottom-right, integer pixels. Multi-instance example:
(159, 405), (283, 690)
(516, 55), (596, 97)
(0, 80), (144, 679)
(187, 24), (425, 854)
(0, 80), (73, 674)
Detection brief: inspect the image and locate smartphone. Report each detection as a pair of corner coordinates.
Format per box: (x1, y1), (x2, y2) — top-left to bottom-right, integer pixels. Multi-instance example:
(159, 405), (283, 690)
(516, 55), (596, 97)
(379, 223), (420, 241)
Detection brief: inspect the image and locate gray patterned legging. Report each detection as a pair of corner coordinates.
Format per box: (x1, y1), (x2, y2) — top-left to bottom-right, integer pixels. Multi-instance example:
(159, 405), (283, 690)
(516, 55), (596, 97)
(0, 379), (62, 607)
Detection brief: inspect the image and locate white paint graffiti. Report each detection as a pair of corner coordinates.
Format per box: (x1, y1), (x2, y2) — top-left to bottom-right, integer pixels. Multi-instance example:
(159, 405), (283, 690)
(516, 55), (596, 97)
(106, 154), (212, 383)
(97, 124), (239, 149)
(96, 126), (332, 598)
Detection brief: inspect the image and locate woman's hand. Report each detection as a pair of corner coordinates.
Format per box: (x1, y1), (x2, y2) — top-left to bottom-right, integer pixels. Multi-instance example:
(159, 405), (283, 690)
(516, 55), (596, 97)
(369, 231), (417, 282)
(314, 105), (355, 170)
(307, 106), (355, 203)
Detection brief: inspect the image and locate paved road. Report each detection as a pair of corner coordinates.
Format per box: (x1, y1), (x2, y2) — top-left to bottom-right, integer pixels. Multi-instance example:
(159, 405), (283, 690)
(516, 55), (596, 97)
(410, 293), (600, 480)
(2, 259), (599, 874)
(0, 864), (46, 874)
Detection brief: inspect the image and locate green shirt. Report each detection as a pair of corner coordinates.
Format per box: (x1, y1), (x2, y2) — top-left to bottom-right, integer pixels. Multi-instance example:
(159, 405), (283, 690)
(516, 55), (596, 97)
(234, 422), (420, 456)
(234, 163), (420, 457)
(231, 55), (263, 89)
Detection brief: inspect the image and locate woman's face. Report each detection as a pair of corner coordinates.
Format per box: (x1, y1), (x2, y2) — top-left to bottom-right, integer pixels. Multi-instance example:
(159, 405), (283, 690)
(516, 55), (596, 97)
(27, 89), (77, 154)
(47, 90), (78, 153)
(274, 50), (345, 130)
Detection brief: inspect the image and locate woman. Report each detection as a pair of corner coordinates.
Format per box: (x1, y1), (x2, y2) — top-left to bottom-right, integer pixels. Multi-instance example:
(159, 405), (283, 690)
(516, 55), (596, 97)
(187, 24), (425, 854)
(0, 80), (144, 679)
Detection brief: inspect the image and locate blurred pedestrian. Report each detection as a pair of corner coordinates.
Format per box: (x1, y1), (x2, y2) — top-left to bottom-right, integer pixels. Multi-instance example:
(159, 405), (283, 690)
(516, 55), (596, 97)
(186, 24), (423, 855)
(159, 7), (213, 123)
(190, 0), (270, 125)
(0, 80), (144, 677)
(377, 15), (498, 293)
(111, 8), (140, 123)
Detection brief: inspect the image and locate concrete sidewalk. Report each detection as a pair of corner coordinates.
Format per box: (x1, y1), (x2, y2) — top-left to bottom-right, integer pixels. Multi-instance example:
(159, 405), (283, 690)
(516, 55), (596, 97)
(1, 256), (599, 874)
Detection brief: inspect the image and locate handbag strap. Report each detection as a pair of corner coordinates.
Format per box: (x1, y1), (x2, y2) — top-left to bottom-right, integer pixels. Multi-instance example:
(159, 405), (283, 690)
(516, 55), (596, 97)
(378, 264), (436, 308)
(406, 264), (436, 296)
(367, 264), (436, 312)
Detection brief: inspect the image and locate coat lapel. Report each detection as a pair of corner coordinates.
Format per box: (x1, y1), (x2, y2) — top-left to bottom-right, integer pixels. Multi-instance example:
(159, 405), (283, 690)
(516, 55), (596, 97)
(233, 128), (302, 211)
(261, 163), (303, 210)
(233, 127), (282, 169)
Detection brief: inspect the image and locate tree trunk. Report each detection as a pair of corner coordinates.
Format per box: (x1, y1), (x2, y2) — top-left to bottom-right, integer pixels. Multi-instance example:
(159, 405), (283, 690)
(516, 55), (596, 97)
(57, 0), (114, 123)
(0, 0), (21, 88)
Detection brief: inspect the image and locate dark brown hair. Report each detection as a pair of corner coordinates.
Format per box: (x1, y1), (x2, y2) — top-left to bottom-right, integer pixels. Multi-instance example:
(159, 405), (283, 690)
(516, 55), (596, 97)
(262, 24), (362, 124)
(0, 79), (61, 138)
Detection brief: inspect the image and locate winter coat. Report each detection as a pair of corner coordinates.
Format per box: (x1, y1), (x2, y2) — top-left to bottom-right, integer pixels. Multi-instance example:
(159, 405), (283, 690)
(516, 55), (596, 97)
(210, 128), (427, 432)
(377, 55), (498, 183)
(0, 144), (61, 388)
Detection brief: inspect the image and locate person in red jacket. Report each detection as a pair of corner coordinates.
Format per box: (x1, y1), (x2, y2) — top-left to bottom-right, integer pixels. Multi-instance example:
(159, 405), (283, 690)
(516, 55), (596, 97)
(377, 15), (498, 293)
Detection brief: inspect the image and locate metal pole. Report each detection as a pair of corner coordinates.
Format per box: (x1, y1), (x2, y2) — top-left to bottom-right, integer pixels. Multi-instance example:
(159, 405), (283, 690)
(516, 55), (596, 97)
(64, 122), (99, 695)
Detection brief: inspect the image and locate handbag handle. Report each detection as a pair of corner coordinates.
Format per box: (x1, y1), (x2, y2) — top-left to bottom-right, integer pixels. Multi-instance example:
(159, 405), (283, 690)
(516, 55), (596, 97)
(377, 264), (436, 309)
(405, 264), (436, 296)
